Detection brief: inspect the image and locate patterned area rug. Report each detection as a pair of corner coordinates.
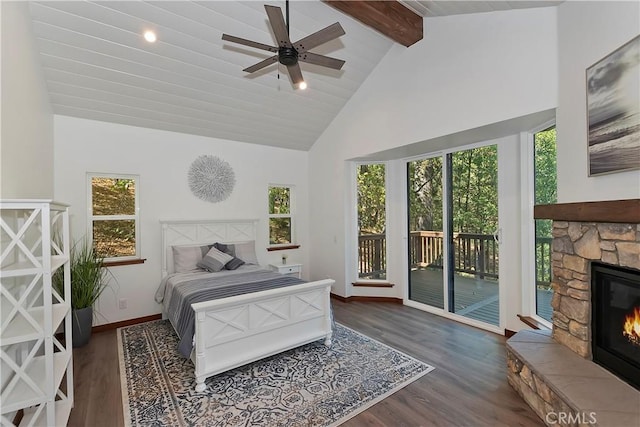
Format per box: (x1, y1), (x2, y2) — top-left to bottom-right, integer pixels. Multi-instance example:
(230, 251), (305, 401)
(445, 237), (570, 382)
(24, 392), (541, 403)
(118, 320), (434, 427)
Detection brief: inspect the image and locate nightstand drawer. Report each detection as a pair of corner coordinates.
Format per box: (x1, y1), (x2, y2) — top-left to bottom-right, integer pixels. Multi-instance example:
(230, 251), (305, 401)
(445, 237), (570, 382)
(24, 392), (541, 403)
(269, 263), (302, 279)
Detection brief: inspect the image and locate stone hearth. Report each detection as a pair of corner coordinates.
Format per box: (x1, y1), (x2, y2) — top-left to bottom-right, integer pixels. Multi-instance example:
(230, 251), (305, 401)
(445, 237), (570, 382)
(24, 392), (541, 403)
(507, 329), (640, 427)
(507, 199), (640, 426)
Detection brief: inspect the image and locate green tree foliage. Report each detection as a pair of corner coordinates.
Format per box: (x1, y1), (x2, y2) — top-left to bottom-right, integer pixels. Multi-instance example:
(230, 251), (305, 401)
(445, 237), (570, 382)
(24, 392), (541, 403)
(534, 128), (558, 206)
(269, 187), (290, 214)
(534, 127), (558, 238)
(534, 127), (557, 289)
(408, 157), (443, 231)
(357, 164), (386, 234)
(269, 186), (292, 244)
(92, 178), (136, 258)
(451, 146), (498, 233)
(92, 178), (135, 215)
(408, 146), (499, 234)
(364, 130), (557, 237)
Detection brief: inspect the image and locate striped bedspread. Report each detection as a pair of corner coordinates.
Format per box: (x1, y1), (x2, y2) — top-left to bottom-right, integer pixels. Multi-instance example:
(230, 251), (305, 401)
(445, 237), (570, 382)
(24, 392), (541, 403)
(158, 267), (304, 357)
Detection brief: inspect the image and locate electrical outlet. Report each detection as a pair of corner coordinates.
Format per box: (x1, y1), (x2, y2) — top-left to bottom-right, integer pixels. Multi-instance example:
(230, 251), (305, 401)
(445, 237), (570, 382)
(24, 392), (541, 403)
(119, 298), (128, 310)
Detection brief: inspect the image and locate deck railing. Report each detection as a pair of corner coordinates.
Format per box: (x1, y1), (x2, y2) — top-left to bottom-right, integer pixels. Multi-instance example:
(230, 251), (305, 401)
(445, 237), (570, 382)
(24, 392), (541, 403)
(409, 231), (498, 279)
(358, 233), (386, 279)
(535, 236), (553, 288)
(359, 231), (553, 285)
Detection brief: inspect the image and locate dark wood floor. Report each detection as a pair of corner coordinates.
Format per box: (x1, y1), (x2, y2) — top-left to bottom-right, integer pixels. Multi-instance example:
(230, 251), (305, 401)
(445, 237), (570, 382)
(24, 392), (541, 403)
(68, 300), (543, 427)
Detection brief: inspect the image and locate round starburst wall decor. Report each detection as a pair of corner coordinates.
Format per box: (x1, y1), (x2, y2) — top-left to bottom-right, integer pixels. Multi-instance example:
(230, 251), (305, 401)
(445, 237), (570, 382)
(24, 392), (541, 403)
(188, 155), (235, 203)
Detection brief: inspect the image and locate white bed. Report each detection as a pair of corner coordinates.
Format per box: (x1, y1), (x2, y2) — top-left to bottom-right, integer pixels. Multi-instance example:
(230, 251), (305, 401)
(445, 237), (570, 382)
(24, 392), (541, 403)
(158, 219), (334, 392)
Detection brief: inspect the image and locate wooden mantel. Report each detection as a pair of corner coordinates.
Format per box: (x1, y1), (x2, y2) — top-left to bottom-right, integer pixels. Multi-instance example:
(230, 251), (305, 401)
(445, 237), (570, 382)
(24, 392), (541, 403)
(534, 199), (640, 223)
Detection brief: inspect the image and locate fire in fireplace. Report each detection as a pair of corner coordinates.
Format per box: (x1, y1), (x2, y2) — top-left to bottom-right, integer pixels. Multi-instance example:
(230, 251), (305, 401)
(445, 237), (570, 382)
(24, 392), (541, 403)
(592, 263), (640, 390)
(624, 306), (640, 346)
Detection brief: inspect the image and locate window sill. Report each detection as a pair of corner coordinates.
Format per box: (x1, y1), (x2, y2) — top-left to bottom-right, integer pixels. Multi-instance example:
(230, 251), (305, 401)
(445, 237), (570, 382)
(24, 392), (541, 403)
(267, 245), (300, 252)
(517, 314), (551, 330)
(352, 281), (395, 288)
(103, 258), (147, 268)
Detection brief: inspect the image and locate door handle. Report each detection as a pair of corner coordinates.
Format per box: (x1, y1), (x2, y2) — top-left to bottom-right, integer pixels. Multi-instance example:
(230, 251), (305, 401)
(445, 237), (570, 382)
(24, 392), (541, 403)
(493, 228), (501, 244)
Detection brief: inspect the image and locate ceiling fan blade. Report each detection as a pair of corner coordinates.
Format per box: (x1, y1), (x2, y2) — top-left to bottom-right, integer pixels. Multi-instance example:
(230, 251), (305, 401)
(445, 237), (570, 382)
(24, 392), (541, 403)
(298, 52), (345, 70)
(222, 34), (278, 53)
(287, 63), (304, 86)
(265, 5), (292, 47)
(243, 56), (278, 73)
(293, 22), (345, 53)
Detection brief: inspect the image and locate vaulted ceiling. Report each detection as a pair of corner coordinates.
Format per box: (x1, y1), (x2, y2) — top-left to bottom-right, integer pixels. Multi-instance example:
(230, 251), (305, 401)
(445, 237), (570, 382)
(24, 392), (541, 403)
(27, 1), (561, 151)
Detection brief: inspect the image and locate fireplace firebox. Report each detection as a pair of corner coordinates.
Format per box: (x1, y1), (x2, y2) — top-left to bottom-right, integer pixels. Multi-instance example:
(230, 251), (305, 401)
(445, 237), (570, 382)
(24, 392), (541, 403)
(592, 262), (640, 390)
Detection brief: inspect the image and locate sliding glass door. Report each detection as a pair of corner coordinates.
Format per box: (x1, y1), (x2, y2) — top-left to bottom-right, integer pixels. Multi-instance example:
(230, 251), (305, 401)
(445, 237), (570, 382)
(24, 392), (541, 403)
(407, 144), (500, 327)
(407, 157), (444, 308)
(449, 145), (499, 326)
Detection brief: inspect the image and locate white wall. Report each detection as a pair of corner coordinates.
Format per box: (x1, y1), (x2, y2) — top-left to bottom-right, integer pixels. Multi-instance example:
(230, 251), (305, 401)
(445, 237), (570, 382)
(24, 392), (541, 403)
(1, 1), (54, 199)
(309, 6), (558, 311)
(54, 116), (310, 325)
(556, 1), (640, 202)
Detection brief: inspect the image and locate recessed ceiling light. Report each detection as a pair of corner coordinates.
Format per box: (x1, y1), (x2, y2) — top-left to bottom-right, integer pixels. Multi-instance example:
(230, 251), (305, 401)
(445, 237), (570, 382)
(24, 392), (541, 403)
(144, 31), (157, 43)
(298, 81), (307, 90)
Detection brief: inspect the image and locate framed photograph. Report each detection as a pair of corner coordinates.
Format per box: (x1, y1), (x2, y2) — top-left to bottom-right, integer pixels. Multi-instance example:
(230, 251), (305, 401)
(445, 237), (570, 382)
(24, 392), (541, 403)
(586, 35), (640, 176)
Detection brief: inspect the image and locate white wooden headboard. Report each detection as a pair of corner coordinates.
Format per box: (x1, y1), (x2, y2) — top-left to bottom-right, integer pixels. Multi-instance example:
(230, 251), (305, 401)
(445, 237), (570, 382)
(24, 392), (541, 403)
(160, 219), (258, 277)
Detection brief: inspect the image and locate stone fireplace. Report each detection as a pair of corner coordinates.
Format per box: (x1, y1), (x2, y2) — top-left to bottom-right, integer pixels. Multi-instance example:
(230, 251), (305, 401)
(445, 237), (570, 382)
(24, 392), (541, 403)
(550, 220), (639, 359)
(507, 199), (640, 426)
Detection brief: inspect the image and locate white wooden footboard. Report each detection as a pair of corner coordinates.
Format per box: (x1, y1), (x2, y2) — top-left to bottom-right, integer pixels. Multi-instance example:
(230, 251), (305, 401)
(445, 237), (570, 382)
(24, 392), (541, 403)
(190, 278), (334, 392)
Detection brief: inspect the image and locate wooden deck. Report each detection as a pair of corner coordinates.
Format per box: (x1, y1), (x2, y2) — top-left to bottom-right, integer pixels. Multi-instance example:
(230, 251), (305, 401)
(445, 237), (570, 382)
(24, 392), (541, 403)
(409, 268), (553, 326)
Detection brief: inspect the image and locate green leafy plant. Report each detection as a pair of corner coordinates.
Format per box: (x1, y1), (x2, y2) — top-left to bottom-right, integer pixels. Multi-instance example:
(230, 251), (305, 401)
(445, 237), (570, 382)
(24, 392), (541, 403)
(54, 238), (110, 309)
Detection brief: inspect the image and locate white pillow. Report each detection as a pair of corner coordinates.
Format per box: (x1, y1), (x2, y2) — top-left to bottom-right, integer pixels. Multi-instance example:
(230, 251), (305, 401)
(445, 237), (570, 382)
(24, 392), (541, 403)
(197, 247), (233, 272)
(172, 245), (209, 273)
(232, 241), (259, 265)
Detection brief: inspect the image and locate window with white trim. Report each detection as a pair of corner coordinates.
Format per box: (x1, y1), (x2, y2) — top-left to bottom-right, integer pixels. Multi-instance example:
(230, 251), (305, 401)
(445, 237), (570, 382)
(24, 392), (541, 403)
(356, 163), (387, 280)
(268, 185), (294, 246)
(88, 174), (140, 260)
(533, 126), (557, 322)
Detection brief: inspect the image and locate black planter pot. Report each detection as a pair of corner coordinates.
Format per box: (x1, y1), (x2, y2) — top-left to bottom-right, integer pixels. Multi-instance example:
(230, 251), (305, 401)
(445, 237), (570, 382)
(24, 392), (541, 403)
(72, 306), (93, 348)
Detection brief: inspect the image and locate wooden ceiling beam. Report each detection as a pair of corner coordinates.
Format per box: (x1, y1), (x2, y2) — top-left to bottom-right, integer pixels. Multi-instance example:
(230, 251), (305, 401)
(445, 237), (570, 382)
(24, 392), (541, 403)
(324, 1), (423, 47)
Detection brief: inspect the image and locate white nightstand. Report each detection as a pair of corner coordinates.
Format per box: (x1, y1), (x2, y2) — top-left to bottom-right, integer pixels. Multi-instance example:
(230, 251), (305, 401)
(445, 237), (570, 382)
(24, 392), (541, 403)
(269, 263), (302, 279)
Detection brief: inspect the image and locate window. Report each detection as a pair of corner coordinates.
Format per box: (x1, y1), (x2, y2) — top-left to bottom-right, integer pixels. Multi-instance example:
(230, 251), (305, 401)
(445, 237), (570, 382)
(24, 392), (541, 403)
(268, 185), (294, 246)
(533, 126), (557, 322)
(88, 174), (139, 260)
(357, 163), (387, 280)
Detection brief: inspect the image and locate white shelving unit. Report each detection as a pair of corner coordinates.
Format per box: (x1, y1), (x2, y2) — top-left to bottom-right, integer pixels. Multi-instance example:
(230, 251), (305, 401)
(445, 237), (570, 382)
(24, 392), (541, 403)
(0, 200), (74, 427)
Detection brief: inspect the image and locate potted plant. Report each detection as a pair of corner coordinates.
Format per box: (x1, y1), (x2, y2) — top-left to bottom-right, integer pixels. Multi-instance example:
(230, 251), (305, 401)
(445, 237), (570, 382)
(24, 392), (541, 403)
(54, 238), (110, 347)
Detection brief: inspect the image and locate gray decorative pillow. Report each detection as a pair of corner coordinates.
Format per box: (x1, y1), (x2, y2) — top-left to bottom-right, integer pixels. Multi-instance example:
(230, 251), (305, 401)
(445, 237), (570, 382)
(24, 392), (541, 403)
(232, 241), (258, 265)
(214, 242), (235, 256)
(197, 246), (233, 272)
(173, 245), (210, 273)
(224, 256), (245, 270)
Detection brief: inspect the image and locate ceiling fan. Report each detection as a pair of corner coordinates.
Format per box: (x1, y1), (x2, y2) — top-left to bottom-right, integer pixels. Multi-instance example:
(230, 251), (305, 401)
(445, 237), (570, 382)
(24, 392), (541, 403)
(221, 1), (346, 90)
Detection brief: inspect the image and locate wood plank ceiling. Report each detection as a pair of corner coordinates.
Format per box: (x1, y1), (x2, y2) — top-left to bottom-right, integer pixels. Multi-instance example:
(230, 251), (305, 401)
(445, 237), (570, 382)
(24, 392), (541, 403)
(27, 1), (562, 151)
(28, 1), (393, 150)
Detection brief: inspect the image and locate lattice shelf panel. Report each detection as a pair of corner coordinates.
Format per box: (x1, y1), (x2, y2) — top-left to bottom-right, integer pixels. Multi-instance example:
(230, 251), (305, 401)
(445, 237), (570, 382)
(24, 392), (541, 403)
(0, 200), (73, 427)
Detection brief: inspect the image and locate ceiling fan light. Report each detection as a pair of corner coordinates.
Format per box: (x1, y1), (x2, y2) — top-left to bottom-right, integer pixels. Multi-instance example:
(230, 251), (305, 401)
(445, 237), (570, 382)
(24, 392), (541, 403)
(298, 81), (307, 90)
(144, 30), (157, 43)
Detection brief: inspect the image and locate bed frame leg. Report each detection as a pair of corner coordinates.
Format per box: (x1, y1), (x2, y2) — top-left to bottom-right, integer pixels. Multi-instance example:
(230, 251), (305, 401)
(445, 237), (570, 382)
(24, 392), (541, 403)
(324, 331), (332, 347)
(195, 377), (206, 392)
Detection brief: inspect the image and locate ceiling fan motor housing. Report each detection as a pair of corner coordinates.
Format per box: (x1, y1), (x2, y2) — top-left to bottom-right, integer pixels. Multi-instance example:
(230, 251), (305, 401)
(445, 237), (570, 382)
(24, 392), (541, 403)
(278, 47), (299, 66)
